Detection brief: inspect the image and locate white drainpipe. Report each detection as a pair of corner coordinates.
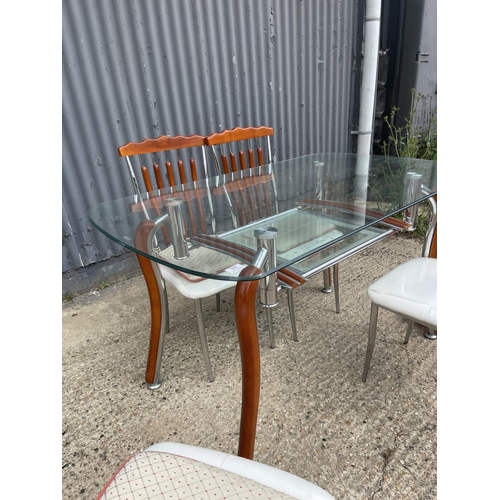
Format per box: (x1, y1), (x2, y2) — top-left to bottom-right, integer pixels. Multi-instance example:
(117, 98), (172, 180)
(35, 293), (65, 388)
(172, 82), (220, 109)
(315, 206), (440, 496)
(357, 0), (382, 156)
(354, 0), (382, 215)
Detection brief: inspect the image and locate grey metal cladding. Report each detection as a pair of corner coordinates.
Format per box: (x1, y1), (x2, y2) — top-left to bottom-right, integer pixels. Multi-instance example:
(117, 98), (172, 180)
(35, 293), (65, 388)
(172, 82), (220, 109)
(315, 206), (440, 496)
(62, 0), (360, 272)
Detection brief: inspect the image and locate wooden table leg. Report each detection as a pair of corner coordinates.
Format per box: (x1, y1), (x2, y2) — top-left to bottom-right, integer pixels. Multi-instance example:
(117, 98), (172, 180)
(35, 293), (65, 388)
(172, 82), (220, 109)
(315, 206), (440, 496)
(427, 195), (437, 337)
(135, 221), (165, 389)
(234, 266), (262, 460)
(429, 194), (437, 259)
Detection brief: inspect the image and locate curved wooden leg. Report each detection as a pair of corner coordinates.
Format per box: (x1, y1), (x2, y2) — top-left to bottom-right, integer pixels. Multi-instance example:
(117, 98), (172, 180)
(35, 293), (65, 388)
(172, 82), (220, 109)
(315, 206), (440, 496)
(426, 195), (437, 339)
(429, 194), (437, 258)
(135, 221), (166, 390)
(234, 266), (262, 460)
(429, 224), (437, 258)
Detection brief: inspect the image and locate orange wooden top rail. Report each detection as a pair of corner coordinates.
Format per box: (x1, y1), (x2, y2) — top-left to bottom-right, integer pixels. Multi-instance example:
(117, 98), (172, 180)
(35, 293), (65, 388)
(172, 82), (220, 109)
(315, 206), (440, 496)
(205, 126), (274, 146)
(118, 134), (206, 157)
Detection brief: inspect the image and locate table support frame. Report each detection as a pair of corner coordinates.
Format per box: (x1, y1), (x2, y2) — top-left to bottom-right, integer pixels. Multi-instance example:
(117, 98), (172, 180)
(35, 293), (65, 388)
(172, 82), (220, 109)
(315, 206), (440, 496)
(132, 195), (437, 458)
(135, 220), (263, 457)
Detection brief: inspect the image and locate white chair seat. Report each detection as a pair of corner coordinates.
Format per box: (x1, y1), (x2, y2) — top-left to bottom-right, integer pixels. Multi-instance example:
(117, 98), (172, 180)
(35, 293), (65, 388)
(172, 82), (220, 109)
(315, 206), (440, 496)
(367, 257), (437, 328)
(362, 257), (437, 381)
(96, 443), (334, 500)
(160, 265), (238, 300)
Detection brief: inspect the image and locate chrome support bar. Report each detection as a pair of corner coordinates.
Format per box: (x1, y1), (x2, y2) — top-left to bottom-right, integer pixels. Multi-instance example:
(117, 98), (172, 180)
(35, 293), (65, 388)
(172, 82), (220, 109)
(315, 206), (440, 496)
(165, 199), (189, 259)
(251, 246), (269, 270)
(254, 227), (279, 308)
(313, 161), (326, 201)
(251, 234), (277, 349)
(402, 172), (423, 230)
(301, 228), (396, 279)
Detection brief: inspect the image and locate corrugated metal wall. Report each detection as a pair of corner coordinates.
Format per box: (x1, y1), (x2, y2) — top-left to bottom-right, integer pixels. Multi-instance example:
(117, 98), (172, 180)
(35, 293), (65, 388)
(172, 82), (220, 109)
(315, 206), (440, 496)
(62, 0), (362, 272)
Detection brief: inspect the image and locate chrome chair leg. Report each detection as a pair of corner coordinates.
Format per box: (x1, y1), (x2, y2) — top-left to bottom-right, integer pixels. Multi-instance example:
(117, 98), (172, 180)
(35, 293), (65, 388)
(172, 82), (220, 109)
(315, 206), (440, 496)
(161, 283), (170, 333)
(362, 302), (379, 382)
(322, 265), (340, 313)
(266, 307), (275, 349)
(333, 263), (340, 313)
(286, 287), (298, 342)
(403, 319), (414, 344)
(322, 267), (333, 293)
(424, 329), (437, 340)
(404, 319), (437, 340)
(195, 299), (214, 382)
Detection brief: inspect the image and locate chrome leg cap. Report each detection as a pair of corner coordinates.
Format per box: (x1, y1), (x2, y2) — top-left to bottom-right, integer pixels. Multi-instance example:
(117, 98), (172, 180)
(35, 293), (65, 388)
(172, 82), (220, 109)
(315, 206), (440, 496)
(147, 381), (163, 390)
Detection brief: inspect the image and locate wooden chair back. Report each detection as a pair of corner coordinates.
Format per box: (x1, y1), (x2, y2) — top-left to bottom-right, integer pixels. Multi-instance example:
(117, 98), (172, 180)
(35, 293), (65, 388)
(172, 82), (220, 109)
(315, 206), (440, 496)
(118, 134), (213, 239)
(118, 134), (209, 194)
(205, 126), (274, 175)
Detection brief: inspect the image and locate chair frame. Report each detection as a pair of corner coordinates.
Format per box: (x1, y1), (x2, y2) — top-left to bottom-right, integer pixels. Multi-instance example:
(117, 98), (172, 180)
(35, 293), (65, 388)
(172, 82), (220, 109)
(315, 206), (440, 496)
(362, 195), (437, 382)
(118, 134), (233, 387)
(118, 129), (299, 387)
(205, 127), (306, 345)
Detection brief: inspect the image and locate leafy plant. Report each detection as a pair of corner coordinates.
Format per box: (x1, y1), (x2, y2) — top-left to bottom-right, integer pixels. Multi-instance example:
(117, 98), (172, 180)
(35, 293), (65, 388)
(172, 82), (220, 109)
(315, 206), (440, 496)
(381, 89), (437, 238)
(382, 89), (437, 161)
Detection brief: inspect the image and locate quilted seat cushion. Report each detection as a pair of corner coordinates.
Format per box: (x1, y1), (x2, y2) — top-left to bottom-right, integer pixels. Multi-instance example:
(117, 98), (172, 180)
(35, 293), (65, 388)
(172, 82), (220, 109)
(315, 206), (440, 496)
(96, 451), (297, 499)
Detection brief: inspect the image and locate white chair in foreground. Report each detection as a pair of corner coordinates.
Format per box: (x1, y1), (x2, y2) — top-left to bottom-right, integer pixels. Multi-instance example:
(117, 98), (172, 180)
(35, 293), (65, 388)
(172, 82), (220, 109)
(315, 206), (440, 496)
(362, 256), (437, 382)
(95, 442), (334, 499)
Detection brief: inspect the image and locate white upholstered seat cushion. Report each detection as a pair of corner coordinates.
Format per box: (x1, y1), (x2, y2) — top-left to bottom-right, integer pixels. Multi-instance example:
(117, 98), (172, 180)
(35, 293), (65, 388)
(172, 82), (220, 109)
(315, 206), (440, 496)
(159, 265), (237, 300)
(157, 245), (242, 299)
(367, 257), (437, 328)
(96, 443), (334, 500)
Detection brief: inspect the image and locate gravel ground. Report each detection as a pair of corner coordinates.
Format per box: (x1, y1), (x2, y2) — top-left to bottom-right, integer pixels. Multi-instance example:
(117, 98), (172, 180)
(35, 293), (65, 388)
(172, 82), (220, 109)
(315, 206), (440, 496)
(62, 235), (436, 499)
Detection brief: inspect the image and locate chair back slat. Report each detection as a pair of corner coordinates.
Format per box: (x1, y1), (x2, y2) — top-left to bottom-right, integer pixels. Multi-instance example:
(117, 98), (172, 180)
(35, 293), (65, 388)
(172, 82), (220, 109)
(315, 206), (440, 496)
(153, 164), (165, 190)
(221, 155), (230, 175)
(248, 149), (255, 169)
(190, 159), (198, 182)
(177, 160), (188, 185)
(230, 153), (238, 172)
(166, 161), (175, 187)
(257, 147), (263, 166)
(141, 166), (155, 193)
(238, 150), (247, 170)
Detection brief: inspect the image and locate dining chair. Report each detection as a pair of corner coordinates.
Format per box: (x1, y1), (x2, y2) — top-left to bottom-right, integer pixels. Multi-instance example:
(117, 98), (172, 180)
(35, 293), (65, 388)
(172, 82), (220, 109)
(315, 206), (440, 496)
(118, 133), (292, 383)
(361, 193), (437, 382)
(361, 256), (437, 382)
(95, 441), (334, 499)
(118, 134), (237, 383)
(205, 126), (341, 342)
(204, 126), (302, 345)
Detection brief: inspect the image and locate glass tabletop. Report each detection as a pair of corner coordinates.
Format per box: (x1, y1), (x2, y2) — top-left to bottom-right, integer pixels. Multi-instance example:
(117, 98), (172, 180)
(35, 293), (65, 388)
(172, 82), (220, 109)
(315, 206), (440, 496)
(88, 153), (437, 281)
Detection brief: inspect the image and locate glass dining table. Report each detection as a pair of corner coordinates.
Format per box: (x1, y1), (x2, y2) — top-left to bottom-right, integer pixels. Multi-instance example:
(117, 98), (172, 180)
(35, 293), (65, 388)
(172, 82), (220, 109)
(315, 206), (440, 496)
(88, 152), (437, 459)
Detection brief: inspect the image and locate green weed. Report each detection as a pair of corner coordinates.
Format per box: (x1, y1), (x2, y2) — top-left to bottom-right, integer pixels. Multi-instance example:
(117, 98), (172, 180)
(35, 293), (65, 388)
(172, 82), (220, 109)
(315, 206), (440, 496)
(381, 89), (437, 239)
